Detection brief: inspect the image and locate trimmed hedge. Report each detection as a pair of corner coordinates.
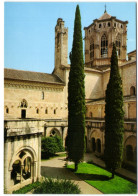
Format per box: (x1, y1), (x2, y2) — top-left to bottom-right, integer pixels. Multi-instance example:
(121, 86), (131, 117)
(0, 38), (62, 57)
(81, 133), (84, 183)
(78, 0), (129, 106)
(12, 181), (41, 194)
(41, 136), (64, 159)
(33, 178), (81, 194)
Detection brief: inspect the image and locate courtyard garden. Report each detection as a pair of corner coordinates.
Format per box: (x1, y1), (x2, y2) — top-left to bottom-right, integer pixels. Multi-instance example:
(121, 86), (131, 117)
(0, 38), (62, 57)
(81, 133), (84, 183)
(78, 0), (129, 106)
(67, 162), (137, 194)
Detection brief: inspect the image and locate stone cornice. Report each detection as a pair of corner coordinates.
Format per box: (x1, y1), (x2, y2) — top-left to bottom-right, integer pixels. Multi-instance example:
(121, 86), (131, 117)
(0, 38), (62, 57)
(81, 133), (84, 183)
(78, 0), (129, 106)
(4, 81), (63, 92)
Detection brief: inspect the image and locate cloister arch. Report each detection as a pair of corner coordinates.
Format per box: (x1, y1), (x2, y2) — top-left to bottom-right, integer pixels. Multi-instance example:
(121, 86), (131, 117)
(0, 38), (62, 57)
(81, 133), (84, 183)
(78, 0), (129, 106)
(9, 146), (37, 171)
(9, 147), (36, 186)
(90, 130), (103, 154)
(124, 135), (136, 163)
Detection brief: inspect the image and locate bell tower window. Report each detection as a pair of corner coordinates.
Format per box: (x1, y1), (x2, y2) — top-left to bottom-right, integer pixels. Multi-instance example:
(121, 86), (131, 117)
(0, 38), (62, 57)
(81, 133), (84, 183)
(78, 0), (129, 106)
(90, 39), (94, 60)
(101, 34), (108, 58)
(116, 34), (121, 57)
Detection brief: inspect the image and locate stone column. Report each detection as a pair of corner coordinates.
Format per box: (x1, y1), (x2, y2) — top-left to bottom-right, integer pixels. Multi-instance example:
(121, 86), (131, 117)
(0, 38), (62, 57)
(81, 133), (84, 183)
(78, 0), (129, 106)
(86, 126), (92, 152)
(4, 139), (8, 193)
(61, 126), (65, 146)
(32, 161), (36, 182)
(21, 164), (24, 183)
(37, 133), (41, 181)
(101, 131), (105, 155)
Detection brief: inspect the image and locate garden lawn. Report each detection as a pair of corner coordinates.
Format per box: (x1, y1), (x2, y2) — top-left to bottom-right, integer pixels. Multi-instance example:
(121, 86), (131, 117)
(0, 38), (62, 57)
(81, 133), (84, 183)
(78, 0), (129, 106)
(67, 163), (137, 194)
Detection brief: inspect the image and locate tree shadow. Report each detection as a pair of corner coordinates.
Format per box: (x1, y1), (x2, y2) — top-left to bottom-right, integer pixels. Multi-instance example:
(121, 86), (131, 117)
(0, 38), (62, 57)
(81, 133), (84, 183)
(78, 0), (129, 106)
(41, 166), (82, 181)
(76, 173), (111, 181)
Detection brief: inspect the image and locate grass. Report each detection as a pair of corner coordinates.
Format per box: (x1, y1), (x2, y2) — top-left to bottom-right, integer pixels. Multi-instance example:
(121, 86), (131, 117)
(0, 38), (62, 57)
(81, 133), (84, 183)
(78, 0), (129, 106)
(41, 152), (66, 161)
(12, 181), (41, 194)
(67, 163), (137, 194)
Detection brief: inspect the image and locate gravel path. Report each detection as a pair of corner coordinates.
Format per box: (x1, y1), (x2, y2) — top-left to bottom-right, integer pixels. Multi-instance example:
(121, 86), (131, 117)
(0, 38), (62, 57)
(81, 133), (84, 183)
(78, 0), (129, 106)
(41, 155), (102, 194)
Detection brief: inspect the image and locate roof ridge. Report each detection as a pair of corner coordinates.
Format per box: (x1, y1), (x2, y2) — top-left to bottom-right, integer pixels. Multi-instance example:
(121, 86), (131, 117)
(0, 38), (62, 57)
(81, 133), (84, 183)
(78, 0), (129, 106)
(4, 67), (52, 76)
(98, 11), (111, 20)
(4, 68), (64, 85)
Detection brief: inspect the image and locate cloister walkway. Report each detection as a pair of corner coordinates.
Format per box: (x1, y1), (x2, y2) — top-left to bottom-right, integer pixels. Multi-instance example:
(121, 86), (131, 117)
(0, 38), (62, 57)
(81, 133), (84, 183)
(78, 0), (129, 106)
(41, 154), (102, 194)
(41, 153), (136, 194)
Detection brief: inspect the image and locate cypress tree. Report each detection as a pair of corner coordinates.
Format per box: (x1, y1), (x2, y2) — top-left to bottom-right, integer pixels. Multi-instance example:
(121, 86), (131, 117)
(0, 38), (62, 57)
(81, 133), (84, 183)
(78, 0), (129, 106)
(104, 43), (124, 178)
(67, 5), (85, 171)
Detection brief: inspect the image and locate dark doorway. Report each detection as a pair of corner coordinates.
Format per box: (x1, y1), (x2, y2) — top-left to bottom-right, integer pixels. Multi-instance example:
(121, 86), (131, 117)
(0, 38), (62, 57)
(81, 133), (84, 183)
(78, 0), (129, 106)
(97, 139), (101, 153)
(92, 138), (96, 152)
(126, 145), (133, 161)
(21, 109), (26, 119)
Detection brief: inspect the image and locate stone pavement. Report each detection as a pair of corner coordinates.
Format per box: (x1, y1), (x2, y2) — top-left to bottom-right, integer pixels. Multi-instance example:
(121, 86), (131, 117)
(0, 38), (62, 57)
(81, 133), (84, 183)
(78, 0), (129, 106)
(41, 155), (102, 194)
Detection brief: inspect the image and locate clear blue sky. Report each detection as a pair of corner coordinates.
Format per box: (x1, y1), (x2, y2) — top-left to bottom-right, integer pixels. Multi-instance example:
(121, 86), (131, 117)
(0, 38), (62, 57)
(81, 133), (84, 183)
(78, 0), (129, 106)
(4, 2), (136, 74)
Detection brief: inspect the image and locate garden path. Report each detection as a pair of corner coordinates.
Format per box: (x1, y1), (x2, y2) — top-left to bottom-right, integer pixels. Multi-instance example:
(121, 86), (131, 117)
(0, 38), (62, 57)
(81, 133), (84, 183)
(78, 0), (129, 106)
(41, 154), (102, 194)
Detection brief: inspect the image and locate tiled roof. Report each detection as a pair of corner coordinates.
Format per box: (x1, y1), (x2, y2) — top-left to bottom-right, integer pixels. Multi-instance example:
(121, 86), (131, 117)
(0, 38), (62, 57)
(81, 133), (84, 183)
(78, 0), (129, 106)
(4, 68), (64, 85)
(98, 11), (111, 20)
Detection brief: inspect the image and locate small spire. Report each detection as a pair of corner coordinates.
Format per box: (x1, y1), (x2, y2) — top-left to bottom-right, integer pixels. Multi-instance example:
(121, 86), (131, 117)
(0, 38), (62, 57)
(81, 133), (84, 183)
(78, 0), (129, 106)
(104, 4), (107, 13)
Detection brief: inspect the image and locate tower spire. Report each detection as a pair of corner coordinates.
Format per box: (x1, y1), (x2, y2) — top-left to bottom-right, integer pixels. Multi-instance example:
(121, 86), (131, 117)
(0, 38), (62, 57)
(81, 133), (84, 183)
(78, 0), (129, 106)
(104, 4), (107, 13)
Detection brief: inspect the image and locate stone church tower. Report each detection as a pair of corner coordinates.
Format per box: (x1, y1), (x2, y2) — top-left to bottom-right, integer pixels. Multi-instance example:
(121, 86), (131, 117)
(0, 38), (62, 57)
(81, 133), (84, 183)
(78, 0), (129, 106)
(84, 9), (128, 70)
(54, 18), (68, 80)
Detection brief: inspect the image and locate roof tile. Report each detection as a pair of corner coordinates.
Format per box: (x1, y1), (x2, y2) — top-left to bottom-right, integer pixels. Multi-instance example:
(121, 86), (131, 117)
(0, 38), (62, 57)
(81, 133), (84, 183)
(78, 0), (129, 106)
(4, 68), (64, 85)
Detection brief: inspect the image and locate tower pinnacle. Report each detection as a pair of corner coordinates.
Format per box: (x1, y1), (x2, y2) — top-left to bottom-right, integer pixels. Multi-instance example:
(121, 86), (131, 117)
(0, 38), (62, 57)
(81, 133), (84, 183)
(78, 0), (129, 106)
(104, 4), (107, 13)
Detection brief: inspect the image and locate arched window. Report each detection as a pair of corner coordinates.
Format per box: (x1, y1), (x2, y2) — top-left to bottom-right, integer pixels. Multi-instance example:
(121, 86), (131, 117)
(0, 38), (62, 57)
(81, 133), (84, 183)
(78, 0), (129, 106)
(21, 99), (28, 108)
(54, 109), (56, 114)
(36, 108), (39, 114)
(90, 38), (94, 60)
(130, 86), (135, 96)
(45, 108), (48, 114)
(92, 137), (96, 152)
(97, 139), (101, 153)
(116, 34), (121, 57)
(42, 91), (44, 100)
(6, 107), (9, 114)
(101, 34), (108, 58)
(126, 145), (133, 161)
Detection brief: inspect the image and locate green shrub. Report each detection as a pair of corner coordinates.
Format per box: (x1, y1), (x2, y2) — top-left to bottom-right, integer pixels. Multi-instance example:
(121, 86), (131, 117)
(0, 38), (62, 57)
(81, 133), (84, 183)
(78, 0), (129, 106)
(41, 136), (64, 159)
(12, 181), (41, 194)
(33, 178), (81, 194)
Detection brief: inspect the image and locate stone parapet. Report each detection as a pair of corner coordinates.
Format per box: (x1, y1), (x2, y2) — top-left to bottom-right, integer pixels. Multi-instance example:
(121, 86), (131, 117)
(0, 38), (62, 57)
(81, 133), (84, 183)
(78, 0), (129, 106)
(4, 119), (44, 137)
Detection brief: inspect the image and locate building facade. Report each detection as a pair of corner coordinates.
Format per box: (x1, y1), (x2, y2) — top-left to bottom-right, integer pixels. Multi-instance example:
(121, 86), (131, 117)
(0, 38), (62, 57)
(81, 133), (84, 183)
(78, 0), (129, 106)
(4, 10), (136, 193)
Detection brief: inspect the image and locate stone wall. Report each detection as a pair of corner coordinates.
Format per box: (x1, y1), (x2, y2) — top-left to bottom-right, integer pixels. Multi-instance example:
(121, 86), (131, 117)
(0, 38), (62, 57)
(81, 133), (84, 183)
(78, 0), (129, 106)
(4, 80), (68, 120)
(85, 119), (136, 167)
(85, 69), (103, 99)
(4, 119), (43, 193)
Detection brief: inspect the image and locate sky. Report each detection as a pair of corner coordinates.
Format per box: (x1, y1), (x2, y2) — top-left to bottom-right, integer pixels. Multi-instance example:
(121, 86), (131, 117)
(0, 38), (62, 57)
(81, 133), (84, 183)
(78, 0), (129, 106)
(4, 2), (136, 74)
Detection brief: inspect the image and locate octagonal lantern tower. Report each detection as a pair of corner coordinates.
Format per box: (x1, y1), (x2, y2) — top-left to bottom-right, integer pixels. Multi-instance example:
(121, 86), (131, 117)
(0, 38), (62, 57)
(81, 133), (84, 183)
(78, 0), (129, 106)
(84, 9), (128, 70)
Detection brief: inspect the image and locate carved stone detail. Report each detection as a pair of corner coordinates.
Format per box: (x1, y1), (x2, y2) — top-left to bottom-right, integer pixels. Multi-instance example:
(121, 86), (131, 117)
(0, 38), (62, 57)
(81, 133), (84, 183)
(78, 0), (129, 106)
(4, 82), (63, 92)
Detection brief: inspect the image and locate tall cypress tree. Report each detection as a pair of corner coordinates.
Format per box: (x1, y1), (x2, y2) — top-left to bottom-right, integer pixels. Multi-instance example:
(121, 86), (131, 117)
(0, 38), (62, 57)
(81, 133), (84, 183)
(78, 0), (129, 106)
(104, 43), (124, 178)
(67, 5), (85, 171)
